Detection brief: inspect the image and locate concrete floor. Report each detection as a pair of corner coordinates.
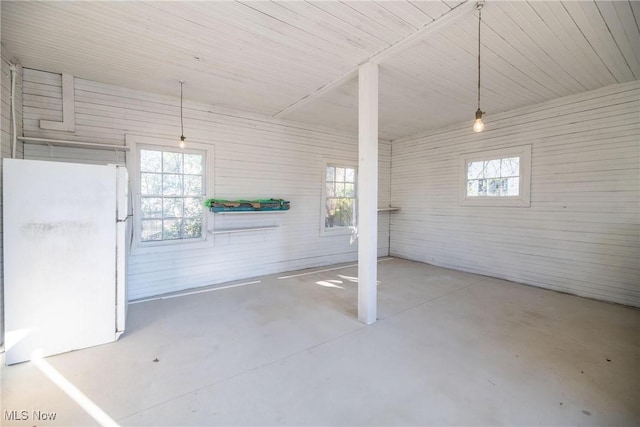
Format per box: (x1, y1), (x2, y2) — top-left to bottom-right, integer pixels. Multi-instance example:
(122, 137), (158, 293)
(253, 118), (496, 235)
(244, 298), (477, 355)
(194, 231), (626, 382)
(2, 257), (639, 426)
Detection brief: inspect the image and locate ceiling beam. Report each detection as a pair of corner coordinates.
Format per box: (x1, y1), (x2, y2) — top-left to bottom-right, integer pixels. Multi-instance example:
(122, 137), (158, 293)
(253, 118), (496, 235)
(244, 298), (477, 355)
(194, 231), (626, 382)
(273, 0), (477, 119)
(273, 69), (358, 119)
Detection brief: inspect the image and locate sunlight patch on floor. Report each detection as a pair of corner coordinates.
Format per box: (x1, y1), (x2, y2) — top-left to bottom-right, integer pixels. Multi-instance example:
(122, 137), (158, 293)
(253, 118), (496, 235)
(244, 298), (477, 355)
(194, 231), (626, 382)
(314, 279), (345, 289)
(30, 350), (119, 427)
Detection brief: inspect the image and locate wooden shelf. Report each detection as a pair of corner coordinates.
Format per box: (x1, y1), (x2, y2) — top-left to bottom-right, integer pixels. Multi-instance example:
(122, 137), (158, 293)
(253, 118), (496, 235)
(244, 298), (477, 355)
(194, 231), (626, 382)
(19, 136), (130, 151)
(208, 225), (279, 234)
(377, 207), (401, 212)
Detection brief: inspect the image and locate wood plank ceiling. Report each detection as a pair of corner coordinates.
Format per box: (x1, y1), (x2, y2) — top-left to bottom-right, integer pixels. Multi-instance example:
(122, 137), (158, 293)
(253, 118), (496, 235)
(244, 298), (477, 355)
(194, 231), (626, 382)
(2, 1), (639, 141)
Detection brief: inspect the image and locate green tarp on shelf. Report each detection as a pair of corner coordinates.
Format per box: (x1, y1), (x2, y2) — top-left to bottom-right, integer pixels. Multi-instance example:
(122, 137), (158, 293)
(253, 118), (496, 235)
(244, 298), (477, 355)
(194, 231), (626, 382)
(205, 198), (290, 212)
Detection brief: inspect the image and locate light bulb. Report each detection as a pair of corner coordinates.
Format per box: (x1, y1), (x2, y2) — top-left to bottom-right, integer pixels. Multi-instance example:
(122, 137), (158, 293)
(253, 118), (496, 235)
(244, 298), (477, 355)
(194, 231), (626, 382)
(473, 109), (485, 132)
(179, 135), (186, 149)
(473, 118), (485, 132)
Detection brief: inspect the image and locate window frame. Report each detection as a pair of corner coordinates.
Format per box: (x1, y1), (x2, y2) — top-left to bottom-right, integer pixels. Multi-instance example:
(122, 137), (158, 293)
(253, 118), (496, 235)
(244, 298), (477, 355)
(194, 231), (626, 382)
(320, 161), (358, 236)
(459, 145), (531, 207)
(126, 134), (214, 253)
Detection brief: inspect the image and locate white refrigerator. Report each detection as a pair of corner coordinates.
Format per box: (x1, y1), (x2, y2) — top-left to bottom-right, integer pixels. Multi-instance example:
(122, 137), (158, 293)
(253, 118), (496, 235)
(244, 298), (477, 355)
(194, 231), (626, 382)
(3, 159), (130, 365)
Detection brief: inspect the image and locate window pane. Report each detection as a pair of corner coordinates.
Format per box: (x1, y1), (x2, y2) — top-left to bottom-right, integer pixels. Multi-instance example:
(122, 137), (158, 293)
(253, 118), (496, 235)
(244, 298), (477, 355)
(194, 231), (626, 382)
(335, 183), (345, 197)
(184, 197), (202, 218)
(336, 167), (345, 182)
(184, 154), (203, 175)
(141, 197), (162, 218)
(507, 177), (520, 196)
(325, 198), (337, 227)
(141, 220), (162, 241)
(467, 180), (479, 196)
(163, 152), (183, 173)
(326, 183), (335, 198)
(163, 219), (181, 240)
(140, 150), (162, 172)
(344, 183), (355, 197)
(478, 179), (488, 196)
(487, 178), (508, 196)
(184, 175), (202, 196)
(467, 161), (484, 180)
(183, 218), (202, 239)
(163, 197), (183, 218)
(500, 178), (509, 195)
(327, 166), (336, 181)
(485, 159), (501, 178)
(326, 166), (335, 182)
(501, 157), (520, 177)
(163, 174), (183, 196)
(140, 173), (162, 195)
(334, 198), (354, 227)
(345, 168), (355, 183)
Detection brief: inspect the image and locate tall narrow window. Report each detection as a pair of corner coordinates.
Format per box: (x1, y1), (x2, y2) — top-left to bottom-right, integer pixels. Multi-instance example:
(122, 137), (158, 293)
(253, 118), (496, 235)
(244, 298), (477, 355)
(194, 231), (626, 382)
(324, 164), (357, 232)
(139, 148), (204, 242)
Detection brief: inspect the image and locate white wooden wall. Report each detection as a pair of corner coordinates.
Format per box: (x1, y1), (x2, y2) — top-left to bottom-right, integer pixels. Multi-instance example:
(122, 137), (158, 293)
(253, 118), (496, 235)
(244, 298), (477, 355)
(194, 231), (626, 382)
(1, 47), (24, 346)
(21, 68), (391, 300)
(24, 145), (125, 165)
(391, 81), (640, 307)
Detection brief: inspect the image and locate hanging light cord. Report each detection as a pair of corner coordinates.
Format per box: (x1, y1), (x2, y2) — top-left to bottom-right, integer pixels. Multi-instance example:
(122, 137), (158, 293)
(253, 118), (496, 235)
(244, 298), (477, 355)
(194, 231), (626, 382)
(180, 81), (184, 137)
(477, 3), (482, 111)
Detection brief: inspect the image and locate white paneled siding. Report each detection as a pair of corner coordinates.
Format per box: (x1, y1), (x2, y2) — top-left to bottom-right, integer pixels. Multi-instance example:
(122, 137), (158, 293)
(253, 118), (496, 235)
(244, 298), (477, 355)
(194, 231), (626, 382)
(21, 68), (391, 300)
(1, 47), (23, 346)
(391, 81), (640, 307)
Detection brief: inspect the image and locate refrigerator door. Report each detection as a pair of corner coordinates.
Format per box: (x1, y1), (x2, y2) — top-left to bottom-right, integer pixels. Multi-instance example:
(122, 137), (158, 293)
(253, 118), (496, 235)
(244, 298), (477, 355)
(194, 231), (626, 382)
(3, 159), (117, 365)
(115, 221), (128, 338)
(115, 165), (129, 338)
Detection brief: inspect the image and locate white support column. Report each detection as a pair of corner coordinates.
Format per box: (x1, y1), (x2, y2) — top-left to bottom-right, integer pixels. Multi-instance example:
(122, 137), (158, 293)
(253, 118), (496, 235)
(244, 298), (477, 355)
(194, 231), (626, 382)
(357, 61), (378, 325)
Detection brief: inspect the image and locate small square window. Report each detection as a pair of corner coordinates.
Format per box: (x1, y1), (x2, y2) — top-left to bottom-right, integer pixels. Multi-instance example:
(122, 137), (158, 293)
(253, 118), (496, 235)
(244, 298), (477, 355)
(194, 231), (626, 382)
(460, 145), (531, 207)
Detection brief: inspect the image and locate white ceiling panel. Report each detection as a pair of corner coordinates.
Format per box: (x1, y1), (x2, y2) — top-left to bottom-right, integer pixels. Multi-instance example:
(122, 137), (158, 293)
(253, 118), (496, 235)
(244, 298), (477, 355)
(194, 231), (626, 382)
(279, 0), (640, 139)
(282, 76), (360, 137)
(2, 1), (638, 141)
(410, 0), (455, 19)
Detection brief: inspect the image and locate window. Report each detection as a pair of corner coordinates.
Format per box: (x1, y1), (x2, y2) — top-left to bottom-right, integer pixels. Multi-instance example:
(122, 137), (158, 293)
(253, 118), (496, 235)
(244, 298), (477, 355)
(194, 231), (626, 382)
(467, 157), (520, 197)
(126, 135), (214, 252)
(323, 163), (357, 233)
(139, 148), (204, 242)
(460, 145), (531, 207)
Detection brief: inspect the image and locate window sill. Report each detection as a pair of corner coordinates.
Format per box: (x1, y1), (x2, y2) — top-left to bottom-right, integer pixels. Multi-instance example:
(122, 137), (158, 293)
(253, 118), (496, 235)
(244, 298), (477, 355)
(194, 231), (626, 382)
(321, 227), (356, 237)
(208, 226), (279, 234)
(132, 237), (210, 254)
(460, 197), (530, 207)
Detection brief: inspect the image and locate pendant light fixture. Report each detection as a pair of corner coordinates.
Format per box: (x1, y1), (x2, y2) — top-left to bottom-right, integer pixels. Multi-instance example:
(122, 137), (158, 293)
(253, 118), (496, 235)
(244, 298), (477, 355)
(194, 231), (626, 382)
(473, 1), (485, 133)
(179, 80), (186, 148)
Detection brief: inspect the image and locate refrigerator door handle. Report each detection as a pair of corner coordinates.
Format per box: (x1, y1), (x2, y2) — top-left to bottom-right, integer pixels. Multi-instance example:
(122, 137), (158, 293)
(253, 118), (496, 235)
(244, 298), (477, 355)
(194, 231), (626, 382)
(117, 215), (133, 223)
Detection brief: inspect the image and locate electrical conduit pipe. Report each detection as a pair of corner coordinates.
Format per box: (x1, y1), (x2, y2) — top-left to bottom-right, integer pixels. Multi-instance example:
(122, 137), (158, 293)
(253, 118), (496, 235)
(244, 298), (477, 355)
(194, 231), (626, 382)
(10, 63), (18, 158)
